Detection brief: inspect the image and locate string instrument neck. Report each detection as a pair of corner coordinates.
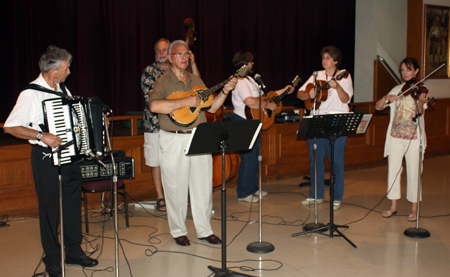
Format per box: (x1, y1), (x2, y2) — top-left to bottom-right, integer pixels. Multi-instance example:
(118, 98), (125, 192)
(199, 76), (233, 100)
(270, 75), (301, 104)
(271, 86), (292, 104)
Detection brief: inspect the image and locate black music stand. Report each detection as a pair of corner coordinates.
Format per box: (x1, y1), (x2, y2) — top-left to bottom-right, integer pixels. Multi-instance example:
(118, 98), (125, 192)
(186, 120), (262, 277)
(292, 113), (370, 249)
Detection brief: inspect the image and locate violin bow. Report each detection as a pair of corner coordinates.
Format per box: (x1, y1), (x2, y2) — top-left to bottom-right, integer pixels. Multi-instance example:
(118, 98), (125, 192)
(385, 62), (446, 105)
(394, 62), (446, 100)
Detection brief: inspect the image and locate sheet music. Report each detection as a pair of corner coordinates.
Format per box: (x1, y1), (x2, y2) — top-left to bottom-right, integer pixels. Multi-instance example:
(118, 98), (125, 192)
(248, 123), (262, 150)
(356, 114), (372, 134)
(184, 127), (197, 154)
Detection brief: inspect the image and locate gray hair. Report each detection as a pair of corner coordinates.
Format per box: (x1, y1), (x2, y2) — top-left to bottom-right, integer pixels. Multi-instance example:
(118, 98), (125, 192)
(168, 40), (189, 55)
(154, 38), (170, 53)
(38, 46), (73, 73)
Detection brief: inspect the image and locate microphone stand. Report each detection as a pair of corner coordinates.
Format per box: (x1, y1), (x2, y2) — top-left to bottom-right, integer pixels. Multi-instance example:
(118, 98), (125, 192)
(56, 148), (66, 277)
(247, 79), (275, 254)
(53, 140), (74, 277)
(303, 73), (326, 232)
(103, 113), (120, 277)
(404, 95), (430, 238)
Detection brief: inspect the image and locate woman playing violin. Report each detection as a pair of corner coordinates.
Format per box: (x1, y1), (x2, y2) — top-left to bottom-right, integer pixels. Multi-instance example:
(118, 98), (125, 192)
(297, 46), (354, 211)
(375, 57), (429, 222)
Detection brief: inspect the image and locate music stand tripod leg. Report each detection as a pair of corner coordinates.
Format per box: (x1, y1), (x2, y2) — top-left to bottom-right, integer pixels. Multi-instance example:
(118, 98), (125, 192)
(185, 121), (261, 276)
(326, 132), (356, 248)
(207, 137), (256, 277)
(293, 114), (359, 248)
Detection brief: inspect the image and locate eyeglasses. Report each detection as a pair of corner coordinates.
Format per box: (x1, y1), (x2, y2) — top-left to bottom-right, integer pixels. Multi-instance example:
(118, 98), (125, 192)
(322, 56), (333, 60)
(171, 52), (190, 57)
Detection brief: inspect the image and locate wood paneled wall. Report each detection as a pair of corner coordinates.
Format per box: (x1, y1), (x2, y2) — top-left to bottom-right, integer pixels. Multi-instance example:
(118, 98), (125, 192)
(2, 100), (450, 217)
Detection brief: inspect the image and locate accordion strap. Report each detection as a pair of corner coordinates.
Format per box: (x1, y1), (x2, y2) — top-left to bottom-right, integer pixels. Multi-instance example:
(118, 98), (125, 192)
(23, 83), (73, 99)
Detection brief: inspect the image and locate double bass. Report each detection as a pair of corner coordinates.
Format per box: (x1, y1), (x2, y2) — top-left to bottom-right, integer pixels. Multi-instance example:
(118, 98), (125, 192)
(183, 18), (239, 187)
(184, 18), (196, 74)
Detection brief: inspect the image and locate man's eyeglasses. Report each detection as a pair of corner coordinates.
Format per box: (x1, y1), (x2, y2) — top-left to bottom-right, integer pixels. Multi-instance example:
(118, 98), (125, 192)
(171, 52), (190, 58)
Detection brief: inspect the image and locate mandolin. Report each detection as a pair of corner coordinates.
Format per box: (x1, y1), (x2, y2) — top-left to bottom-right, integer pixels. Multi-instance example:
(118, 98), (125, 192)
(245, 75), (301, 130)
(303, 69), (348, 110)
(168, 65), (250, 126)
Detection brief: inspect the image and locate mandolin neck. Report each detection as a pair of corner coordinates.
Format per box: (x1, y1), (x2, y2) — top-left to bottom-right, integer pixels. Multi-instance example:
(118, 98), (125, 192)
(272, 87), (291, 104)
(199, 75), (234, 99)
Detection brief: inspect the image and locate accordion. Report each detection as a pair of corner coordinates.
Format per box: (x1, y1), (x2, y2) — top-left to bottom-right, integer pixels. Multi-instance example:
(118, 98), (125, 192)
(42, 97), (108, 166)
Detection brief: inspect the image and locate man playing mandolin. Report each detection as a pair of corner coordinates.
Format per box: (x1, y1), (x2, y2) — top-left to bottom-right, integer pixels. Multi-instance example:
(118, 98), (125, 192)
(149, 40), (237, 246)
(141, 38), (201, 212)
(297, 45), (354, 211)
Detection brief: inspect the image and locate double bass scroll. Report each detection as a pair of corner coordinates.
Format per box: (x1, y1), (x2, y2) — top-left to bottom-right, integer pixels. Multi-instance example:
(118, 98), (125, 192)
(184, 18), (197, 74)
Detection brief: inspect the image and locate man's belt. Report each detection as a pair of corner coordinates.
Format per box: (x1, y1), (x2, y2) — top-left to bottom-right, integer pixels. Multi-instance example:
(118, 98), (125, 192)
(165, 130), (192, 134)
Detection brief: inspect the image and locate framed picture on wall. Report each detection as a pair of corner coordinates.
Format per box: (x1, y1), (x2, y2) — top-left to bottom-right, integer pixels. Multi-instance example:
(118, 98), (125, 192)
(423, 4), (450, 78)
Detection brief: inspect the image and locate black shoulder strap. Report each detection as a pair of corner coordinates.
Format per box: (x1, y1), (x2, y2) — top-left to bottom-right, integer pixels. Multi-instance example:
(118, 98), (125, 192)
(23, 84), (71, 99)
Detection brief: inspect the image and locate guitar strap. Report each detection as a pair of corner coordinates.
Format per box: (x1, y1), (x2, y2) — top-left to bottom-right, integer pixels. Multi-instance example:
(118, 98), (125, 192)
(326, 69), (338, 81)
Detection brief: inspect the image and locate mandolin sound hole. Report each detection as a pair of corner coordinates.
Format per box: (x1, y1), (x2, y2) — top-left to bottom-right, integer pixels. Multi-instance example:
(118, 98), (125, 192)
(189, 107), (196, 113)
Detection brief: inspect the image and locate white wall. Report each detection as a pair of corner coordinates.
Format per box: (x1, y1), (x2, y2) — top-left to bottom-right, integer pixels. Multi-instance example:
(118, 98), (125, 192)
(354, 0), (450, 102)
(354, 0), (407, 102)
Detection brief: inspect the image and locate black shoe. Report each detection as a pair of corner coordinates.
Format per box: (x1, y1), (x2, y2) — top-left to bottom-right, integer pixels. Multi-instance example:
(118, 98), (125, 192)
(199, 234), (222, 244)
(45, 265), (62, 277)
(65, 254), (98, 267)
(174, 235), (191, 246)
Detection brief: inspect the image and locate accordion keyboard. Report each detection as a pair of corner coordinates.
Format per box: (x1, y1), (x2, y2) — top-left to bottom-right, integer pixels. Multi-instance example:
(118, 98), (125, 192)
(43, 98), (79, 165)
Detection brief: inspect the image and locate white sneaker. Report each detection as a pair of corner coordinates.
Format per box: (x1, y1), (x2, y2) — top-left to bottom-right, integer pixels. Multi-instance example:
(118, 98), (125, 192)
(333, 201), (342, 210)
(253, 190), (268, 197)
(238, 194), (259, 203)
(301, 198), (323, 206)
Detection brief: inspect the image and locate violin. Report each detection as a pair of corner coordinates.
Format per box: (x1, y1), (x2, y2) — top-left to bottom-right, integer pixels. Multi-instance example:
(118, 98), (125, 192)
(400, 79), (428, 97)
(385, 62), (447, 107)
(395, 79), (436, 107)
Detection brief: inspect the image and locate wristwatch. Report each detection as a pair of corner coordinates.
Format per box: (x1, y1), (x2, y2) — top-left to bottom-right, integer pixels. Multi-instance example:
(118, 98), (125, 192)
(36, 131), (43, 141)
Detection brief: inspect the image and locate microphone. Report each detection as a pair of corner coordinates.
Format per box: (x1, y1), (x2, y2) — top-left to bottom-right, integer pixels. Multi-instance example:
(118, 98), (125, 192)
(85, 149), (107, 168)
(253, 74), (268, 93)
(91, 97), (112, 113)
(312, 71), (318, 87)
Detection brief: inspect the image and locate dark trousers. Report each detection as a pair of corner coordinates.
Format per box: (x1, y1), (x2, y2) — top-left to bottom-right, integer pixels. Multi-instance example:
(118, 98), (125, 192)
(231, 113), (260, 198)
(31, 145), (84, 267)
(307, 136), (347, 201)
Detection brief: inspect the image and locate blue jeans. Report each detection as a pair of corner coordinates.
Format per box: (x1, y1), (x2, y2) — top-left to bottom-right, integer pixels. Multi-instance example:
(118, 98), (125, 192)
(307, 136), (347, 201)
(231, 113), (260, 198)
